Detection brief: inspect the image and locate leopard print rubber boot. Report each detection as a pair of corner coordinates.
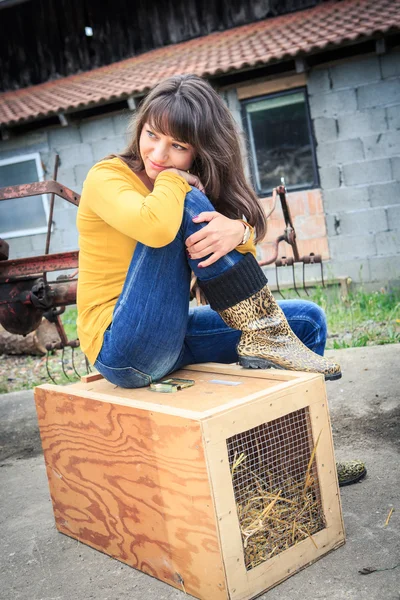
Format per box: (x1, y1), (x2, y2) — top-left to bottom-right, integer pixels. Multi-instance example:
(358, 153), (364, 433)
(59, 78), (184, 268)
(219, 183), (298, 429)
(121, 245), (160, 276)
(336, 460), (367, 486)
(198, 253), (341, 381)
(220, 284), (341, 380)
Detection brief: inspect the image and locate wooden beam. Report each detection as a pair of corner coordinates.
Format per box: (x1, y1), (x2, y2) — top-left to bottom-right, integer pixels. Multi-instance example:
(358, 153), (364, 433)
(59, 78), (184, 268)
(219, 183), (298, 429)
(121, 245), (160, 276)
(80, 372), (103, 383)
(295, 57), (308, 73)
(376, 38), (386, 55)
(0, 126), (10, 140)
(58, 113), (69, 127)
(127, 96), (137, 111)
(236, 73), (307, 100)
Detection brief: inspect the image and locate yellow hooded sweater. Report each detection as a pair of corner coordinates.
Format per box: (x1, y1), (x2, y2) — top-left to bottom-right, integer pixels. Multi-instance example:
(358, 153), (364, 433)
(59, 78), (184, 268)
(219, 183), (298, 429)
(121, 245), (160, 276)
(76, 157), (256, 364)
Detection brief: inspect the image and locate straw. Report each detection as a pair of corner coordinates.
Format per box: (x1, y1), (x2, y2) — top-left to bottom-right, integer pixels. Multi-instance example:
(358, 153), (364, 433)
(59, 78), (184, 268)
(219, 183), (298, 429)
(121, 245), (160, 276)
(231, 439), (325, 570)
(384, 508), (394, 527)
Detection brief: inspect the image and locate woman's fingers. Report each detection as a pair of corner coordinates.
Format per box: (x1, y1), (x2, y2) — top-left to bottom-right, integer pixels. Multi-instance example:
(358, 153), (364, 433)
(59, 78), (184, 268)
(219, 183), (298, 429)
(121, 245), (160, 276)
(165, 168), (206, 192)
(186, 212), (245, 265)
(193, 179), (206, 193)
(186, 173), (206, 192)
(198, 252), (222, 268)
(188, 238), (235, 261)
(188, 242), (216, 260)
(186, 214), (219, 248)
(187, 233), (220, 256)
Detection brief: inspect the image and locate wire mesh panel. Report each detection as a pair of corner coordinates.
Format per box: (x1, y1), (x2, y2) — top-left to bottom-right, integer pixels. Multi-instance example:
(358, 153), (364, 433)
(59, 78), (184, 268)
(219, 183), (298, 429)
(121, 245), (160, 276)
(227, 407), (325, 570)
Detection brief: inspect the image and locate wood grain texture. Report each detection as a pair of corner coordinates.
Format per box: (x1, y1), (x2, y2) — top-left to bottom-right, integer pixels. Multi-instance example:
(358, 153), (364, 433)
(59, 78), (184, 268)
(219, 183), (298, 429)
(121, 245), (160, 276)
(69, 365), (303, 417)
(236, 73), (307, 100)
(34, 386), (227, 600)
(185, 363), (313, 382)
(80, 372), (103, 383)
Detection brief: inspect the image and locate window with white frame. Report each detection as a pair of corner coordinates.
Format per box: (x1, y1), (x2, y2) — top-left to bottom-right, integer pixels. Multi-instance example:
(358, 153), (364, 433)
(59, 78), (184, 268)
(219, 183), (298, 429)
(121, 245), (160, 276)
(242, 88), (319, 195)
(0, 153), (49, 238)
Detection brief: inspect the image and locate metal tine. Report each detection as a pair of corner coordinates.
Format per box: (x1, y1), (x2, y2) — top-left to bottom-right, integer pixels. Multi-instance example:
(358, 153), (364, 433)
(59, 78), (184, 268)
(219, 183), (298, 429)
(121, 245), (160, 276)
(320, 261), (325, 288)
(85, 355), (92, 374)
(292, 262), (300, 297)
(275, 263), (285, 299)
(71, 346), (81, 378)
(46, 351), (58, 385)
(61, 347), (71, 381)
(302, 262), (310, 296)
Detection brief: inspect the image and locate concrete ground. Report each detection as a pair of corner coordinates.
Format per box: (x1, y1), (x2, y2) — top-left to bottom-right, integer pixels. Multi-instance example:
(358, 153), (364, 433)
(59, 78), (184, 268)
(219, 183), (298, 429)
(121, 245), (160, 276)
(0, 344), (399, 600)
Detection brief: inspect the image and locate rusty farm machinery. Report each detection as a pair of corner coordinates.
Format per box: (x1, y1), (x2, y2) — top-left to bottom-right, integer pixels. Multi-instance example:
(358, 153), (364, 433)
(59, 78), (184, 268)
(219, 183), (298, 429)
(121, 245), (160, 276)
(0, 156), (83, 381)
(258, 180), (325, 298)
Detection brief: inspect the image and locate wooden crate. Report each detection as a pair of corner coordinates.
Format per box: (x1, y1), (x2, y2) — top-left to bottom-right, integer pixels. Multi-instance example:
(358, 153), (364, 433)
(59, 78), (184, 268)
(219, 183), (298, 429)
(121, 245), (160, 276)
(34, 364), (345, 600)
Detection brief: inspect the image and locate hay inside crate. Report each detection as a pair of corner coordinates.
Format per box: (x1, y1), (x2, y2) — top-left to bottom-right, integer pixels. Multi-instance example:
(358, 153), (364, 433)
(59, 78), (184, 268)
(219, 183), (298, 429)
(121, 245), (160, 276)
(227, 408), (325, 570)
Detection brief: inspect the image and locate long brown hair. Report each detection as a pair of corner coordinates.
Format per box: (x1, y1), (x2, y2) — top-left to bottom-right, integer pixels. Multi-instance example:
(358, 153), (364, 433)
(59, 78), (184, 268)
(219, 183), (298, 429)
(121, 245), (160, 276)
(117, 74), (266, 242)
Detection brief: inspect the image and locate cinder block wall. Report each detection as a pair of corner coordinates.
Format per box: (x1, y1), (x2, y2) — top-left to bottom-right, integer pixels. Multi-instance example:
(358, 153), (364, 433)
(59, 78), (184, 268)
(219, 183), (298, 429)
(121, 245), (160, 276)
(0, 112), (131, 261)
(307, 50), (400, 287)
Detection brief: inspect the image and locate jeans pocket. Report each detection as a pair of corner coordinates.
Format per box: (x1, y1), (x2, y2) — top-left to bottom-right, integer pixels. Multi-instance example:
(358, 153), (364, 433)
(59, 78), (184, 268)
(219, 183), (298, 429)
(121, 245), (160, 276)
(94, 358), (151, 389)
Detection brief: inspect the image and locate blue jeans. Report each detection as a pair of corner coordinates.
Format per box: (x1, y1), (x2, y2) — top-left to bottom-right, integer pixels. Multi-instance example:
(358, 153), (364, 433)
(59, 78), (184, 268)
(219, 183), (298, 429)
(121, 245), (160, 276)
(94, 188), (327, 388)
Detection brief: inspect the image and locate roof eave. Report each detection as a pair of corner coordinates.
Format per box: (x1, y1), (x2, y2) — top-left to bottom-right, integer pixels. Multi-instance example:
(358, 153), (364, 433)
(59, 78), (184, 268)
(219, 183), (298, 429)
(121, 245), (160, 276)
(1, 27), (399, 130)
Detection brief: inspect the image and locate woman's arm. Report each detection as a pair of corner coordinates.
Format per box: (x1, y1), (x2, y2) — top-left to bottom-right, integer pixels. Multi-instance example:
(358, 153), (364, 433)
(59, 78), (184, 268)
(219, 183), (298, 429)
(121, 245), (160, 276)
(82, 162), (192, 247)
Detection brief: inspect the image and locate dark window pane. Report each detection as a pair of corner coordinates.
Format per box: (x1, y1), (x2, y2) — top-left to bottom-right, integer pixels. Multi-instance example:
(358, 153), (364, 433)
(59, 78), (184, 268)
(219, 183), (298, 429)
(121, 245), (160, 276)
(0, 158), (46, 234)
(245, 91), (316, 193)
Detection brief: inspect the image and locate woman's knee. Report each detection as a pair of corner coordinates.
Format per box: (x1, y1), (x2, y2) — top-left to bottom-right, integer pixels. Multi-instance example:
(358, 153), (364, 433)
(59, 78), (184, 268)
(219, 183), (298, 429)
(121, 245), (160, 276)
(280, 299), (327, 354)
(302, 301), (327, 353)
(305, 301), (327, 330)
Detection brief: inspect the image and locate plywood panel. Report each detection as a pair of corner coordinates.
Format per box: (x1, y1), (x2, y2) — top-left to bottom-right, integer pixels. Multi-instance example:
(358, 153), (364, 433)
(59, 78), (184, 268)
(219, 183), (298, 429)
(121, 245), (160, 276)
(185, 363), (313, 382)
(34, 387), (227, 600)
(61, 365), (306, 417)
(203, 377), (320, 442)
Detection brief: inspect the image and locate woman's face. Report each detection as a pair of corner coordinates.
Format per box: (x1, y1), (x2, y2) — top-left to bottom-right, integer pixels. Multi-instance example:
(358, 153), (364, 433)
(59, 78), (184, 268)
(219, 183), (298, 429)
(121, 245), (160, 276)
(139, 122), (195, 182)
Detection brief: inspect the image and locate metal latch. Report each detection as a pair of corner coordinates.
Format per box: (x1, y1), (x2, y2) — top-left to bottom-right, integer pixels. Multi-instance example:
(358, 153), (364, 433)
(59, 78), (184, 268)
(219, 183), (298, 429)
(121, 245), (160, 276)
(149, 378), (195, 393)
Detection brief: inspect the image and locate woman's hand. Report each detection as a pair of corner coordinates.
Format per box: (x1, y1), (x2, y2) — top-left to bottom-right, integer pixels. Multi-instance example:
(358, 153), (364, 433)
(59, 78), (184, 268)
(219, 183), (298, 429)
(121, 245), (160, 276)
(186, 212), (246, 268)
(163, 168), (206, 193)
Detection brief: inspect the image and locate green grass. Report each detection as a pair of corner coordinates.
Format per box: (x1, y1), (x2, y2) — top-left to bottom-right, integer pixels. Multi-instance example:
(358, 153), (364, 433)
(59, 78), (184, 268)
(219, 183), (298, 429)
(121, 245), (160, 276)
(61, 287), (400, 351)
(308, 285), (400, 349)
(62, 307), (78, 340)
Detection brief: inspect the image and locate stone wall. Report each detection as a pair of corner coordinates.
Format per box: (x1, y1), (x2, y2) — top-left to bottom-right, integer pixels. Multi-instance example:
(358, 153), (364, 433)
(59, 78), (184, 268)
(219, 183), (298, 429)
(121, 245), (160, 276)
(307, 50), (400, 286)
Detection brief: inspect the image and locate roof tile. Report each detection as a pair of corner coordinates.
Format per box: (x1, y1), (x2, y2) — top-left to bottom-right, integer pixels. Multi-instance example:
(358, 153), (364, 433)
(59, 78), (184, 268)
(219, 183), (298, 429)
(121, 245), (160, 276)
(0, 0), (399, 126)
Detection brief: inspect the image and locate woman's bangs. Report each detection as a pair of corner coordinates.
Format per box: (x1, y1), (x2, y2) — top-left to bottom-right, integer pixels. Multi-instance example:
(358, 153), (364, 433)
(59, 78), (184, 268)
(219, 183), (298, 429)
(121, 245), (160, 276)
(146, 97), (196, 145)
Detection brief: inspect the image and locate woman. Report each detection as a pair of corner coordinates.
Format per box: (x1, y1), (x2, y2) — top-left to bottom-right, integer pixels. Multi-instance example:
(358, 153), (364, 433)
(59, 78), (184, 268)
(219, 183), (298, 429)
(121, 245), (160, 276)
(76, 73), (341, 390)
(77, 74), (367, 486)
